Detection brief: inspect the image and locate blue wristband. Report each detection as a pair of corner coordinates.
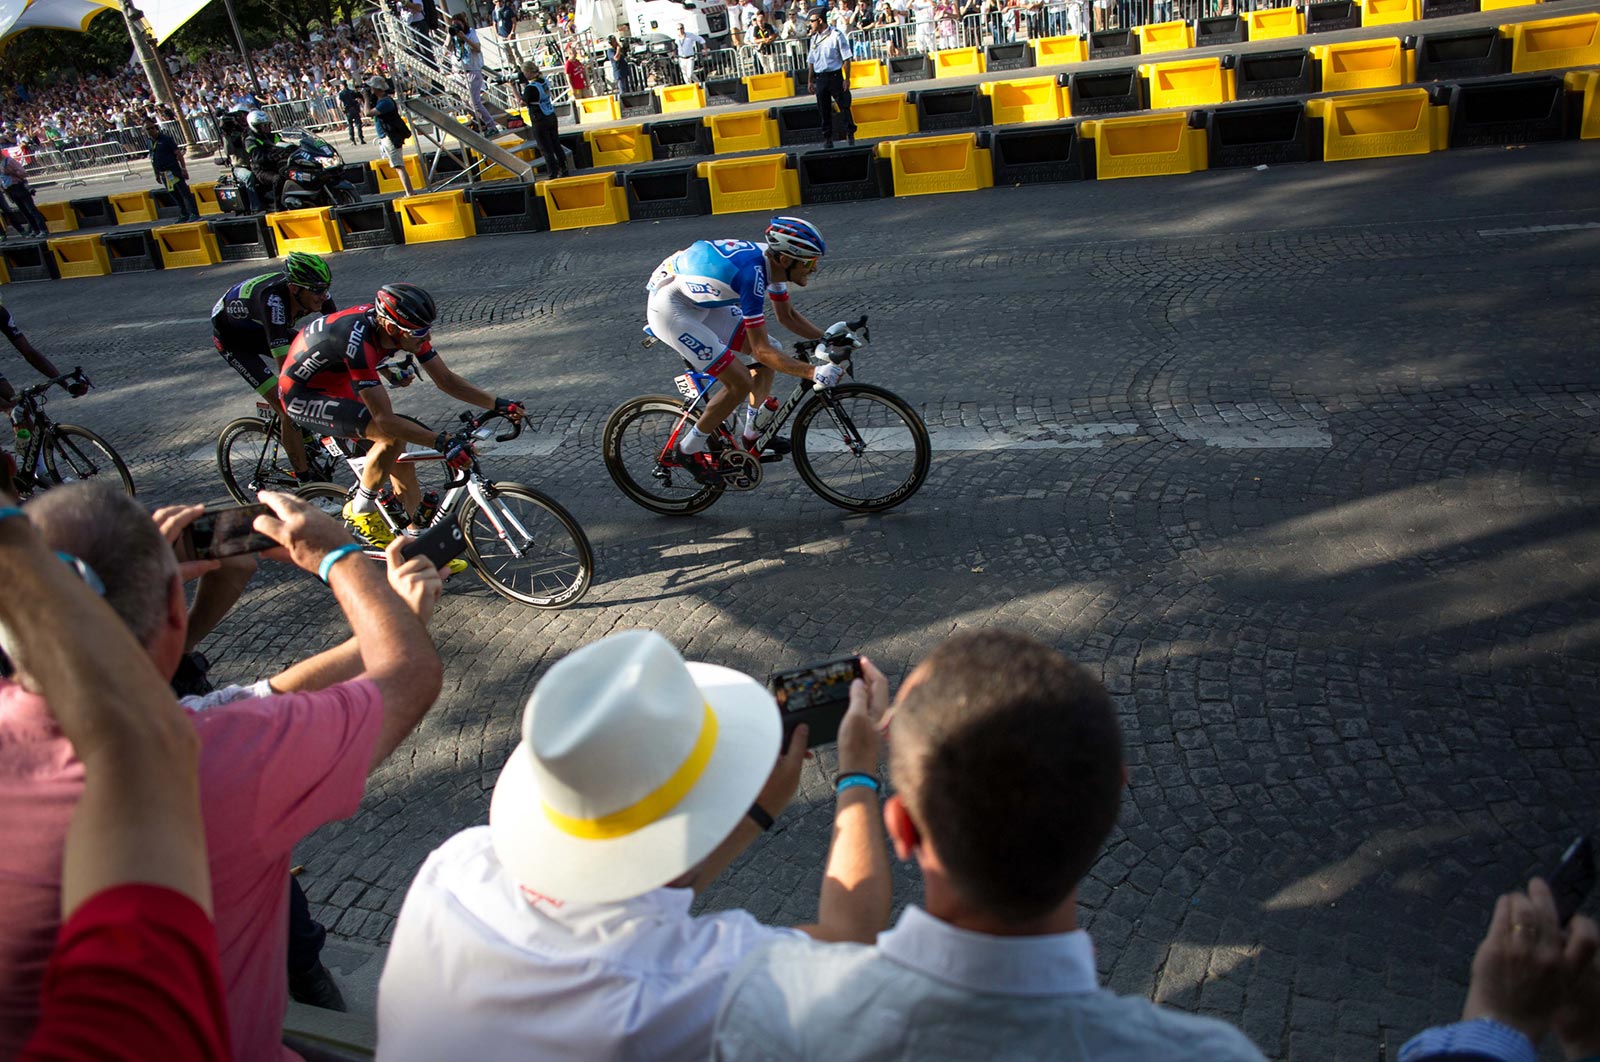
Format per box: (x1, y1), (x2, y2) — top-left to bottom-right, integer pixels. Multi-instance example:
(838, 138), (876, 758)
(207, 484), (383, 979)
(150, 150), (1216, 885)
(318, 543), (365, 583)
(0, 507), (23, 523)
(836, 772), (881, 796)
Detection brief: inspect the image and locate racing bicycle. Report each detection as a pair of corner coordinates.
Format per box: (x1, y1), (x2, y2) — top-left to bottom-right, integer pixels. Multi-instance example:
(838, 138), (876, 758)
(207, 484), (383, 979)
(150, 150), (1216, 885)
(603, 316), (930, 516)
(5, 370), (135, 501)
(294, 409), (593, 609)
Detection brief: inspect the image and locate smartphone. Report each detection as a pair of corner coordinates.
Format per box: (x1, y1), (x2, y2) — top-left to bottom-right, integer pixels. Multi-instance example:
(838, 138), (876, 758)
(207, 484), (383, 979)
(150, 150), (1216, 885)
(767, 655), (862, 749)
(400, 519), (467, 569)
(1552, 835), (1595, 926)
(177, 503), (276, 562)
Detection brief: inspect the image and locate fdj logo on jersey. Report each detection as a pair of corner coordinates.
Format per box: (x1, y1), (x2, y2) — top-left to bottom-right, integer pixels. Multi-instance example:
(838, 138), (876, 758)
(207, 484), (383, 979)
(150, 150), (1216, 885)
(677, 332), (714, 359)
(685, 282), (719, 297)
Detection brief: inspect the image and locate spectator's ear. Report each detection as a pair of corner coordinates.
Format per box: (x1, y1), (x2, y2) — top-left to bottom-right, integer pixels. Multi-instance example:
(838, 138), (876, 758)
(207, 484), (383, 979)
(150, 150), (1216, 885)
(884, 794), (920, 862)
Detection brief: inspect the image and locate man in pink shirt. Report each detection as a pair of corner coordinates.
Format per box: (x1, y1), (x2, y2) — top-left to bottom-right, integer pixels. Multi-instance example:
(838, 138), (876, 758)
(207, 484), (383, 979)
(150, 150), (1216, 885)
(0, 484), (444, 1062)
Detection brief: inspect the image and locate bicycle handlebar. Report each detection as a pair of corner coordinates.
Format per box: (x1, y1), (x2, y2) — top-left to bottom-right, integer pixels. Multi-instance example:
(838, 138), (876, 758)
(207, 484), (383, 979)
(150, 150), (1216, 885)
(793, 315), (869, 361)
(458, 408), (524, 445)
(14, 368), (92, 402)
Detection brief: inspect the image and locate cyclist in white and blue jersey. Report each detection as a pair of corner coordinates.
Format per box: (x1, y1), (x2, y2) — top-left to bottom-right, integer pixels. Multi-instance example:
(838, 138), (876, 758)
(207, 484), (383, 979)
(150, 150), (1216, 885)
(645, 216), (843, 482)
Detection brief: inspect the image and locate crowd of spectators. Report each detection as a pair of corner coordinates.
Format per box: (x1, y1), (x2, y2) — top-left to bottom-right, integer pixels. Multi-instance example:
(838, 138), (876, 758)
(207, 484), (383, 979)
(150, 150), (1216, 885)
(0, 20), (384, 159)
(0, 465), (1596, 1060)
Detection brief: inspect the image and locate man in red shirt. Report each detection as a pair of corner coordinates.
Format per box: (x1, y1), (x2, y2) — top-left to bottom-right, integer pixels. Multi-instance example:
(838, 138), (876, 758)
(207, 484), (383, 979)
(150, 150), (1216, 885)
(563, 47), (588, 99)
(0, 485), (444, 1062)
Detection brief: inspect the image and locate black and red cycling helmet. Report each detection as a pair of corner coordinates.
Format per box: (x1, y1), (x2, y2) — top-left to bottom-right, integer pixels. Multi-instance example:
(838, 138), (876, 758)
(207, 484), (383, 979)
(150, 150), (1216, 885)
(374, 283), (437, 335)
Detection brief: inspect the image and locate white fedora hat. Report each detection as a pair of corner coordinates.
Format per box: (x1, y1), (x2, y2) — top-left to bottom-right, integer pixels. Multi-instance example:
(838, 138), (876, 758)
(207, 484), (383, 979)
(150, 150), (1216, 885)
(490, 630), (780, 904)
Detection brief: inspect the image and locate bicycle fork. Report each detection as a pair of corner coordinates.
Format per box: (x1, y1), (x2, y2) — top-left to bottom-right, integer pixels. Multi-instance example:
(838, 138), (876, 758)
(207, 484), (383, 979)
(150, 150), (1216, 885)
(466, 477), (535, 558)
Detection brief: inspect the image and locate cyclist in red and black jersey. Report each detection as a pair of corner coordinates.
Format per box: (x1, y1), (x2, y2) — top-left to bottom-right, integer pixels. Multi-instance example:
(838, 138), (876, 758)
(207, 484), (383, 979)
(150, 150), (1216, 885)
(1, 294), (85, 492)
(280, 282), (523, 547)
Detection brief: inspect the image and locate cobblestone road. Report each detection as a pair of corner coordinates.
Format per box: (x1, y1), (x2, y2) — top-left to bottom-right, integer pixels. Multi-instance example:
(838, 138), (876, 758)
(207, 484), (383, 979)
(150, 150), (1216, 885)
(8, 142), (1599, 1059)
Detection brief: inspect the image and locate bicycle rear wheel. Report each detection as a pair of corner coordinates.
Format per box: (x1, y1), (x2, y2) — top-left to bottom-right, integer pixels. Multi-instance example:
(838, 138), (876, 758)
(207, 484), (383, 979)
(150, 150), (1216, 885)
(460, 482), (593, 608)
(42, 425), (135, 496)
(792, 383), (929, 512)
(602, 395), (723, 516)
(294, 482), (354, 519)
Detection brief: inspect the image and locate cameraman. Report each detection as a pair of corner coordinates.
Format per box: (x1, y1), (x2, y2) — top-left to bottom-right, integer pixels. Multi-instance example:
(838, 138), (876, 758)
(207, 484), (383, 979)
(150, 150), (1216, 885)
(516, 62), (568, 179)
(243, 109), (286, 213)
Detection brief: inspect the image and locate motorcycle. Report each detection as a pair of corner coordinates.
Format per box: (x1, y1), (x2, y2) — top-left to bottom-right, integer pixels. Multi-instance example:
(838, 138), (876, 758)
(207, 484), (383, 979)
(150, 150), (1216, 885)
(213, 130), (361, 214)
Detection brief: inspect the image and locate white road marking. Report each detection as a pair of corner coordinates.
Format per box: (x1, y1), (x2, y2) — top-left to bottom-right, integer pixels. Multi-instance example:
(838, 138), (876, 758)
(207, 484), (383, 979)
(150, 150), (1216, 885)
(1476, 222), (1600, 237)
(108, 317), (212, 331)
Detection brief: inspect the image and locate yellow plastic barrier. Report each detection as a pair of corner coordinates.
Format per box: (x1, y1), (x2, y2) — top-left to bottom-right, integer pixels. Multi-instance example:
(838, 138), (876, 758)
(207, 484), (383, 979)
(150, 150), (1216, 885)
(709, 110), (782, 153)
(108, 190), (157, 226)
(981, 77), (1067, 125)
(1034, 34), (1089, 65)
(743, 71), (796, 102)
(875, 133), (994, 197)
(851, 93), (920, 138)
(391, 190), (477, 243)
(38, 201), (77, 234)
(1502, 12), (1600, 73)
(1306, 88), (1448, 161)
(369, 156), (427, 195)
(933, 47), (986, 78)
(1247, 6), (1305, 40)
(153, 222), (222, 269)
(1135, 20), (1194, 54)
(576, 94), (623, 124)
(696, 153), (801, 214)
(584, 125), (653, 167)
(1566, 69), (1599, 138)
(49, 235), (110, 279)
(849, 59), (889, 89)
(656, 83), (708, 113)
(0, 258), (8, 285)
(1081, 113), (1208, 179)
(1359, 0), (1419, 26)
(192, 182), (222, 216)
(1140, 57), (1235, 109)
(266, 206), (344, 255)
(1482, 0), (1540, 9)
(1311, 39), (1412, 92)
(480, 134), (539, 182)
(536, 173), (630, 230)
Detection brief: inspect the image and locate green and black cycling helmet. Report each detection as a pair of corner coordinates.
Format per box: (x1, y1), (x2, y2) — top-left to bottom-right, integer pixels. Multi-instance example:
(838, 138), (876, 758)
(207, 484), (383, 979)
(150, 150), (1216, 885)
(283, 251), (332, 291)
(374, 282), (437, 335)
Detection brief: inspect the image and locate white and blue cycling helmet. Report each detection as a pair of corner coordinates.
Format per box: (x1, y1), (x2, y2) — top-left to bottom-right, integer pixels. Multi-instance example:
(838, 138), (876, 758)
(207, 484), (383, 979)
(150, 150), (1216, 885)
(765, 216), (826, 261)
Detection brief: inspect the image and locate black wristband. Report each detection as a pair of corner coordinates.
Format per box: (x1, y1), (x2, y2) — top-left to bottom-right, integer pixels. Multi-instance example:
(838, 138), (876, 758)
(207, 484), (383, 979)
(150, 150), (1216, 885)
(746, 802), (774, 831)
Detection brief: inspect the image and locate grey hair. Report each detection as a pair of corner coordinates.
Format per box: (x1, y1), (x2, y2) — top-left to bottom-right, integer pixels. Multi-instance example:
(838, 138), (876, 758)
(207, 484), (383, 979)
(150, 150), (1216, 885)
(24, 483), (178, 648)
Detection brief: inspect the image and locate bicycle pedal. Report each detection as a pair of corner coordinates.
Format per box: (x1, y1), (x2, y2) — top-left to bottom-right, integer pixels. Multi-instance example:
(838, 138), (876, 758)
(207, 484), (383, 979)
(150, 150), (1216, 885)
(757, 452), (785, 465)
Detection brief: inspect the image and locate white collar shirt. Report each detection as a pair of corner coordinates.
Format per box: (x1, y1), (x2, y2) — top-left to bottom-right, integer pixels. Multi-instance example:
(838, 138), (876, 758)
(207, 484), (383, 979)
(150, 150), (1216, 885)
(712, 905), (1269, 1061)
(376, 826), (802, 1062)
(807, 26), (850, 72)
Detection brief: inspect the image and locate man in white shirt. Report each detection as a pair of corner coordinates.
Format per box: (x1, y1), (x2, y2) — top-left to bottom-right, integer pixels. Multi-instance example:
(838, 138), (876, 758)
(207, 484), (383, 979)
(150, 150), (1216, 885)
(675, 23), (707, 84)
(376, 630), (894, 1062)
(713, 630), (1269, 1062)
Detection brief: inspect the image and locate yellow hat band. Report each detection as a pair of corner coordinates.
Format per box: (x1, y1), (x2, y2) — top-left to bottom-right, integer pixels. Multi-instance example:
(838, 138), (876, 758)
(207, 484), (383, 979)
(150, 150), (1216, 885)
(541, 702), (719, 841)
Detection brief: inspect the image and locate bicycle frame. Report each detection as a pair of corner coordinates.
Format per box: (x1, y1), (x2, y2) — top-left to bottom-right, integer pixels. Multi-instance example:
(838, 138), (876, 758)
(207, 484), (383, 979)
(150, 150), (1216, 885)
(662, 353), (859, 462)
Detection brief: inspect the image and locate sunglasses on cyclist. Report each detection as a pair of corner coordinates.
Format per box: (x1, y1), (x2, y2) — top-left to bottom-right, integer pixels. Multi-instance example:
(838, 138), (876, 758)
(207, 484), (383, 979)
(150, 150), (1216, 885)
(378, 311), (432, 339)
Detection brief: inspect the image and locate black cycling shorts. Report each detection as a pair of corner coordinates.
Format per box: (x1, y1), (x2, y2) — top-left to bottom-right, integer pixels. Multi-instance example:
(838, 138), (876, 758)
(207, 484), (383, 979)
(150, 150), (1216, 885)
(213, 324), (280, 396)
(281, 386), (372, 439)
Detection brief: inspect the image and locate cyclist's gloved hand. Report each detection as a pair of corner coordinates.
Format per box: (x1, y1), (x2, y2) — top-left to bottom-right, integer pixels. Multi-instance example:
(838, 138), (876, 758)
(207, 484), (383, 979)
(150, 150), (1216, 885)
(65, 378), (90, 398)
(493, 396), (525, 420)
(435, 429), (474, 470)
(812, 362), (844, 391)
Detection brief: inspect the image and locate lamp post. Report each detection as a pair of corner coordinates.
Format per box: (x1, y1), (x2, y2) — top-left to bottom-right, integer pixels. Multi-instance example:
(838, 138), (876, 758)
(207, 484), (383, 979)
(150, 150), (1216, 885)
(121, 2), (198, 148)
(221, 0), (265, 98)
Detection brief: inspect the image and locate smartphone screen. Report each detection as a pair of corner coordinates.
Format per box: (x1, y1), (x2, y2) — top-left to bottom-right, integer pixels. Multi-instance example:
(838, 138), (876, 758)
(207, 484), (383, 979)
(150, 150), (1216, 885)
(768, 655), (862, 749)
(179, 504), (276, 562)
(1552, 835), (1595, 926)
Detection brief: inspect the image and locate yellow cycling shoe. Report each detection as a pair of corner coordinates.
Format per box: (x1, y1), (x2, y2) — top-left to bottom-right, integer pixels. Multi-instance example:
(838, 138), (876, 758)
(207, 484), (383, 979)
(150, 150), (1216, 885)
(443, 557), (470, 576)
(341, 502), (397, 549)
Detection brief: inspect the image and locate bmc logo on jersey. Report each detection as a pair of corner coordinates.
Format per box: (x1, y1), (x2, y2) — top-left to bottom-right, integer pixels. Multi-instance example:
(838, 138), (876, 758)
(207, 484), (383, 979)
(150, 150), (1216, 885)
(285, 396), (338, 421)
(685, 282), (718, 297)
(677, 332), (714, 358)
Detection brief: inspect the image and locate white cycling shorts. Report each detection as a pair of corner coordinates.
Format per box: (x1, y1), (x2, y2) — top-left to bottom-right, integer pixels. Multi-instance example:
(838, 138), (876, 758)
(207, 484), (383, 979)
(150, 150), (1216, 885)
(646, 289), (745, 376)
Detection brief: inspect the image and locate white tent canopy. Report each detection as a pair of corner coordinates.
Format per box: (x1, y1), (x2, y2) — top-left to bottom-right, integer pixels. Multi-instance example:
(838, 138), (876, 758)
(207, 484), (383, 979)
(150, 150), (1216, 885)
(573, 0), (618, 38)
(140, 0), (218, 43)
(0, 0), (117, 42)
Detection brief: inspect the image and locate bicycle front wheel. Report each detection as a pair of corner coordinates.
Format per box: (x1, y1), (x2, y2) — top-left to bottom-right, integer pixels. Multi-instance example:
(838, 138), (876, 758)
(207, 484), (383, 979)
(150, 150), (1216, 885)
(43, 425), (135, 496)
(460, 482), (593, 609)
(792, 384), (930, 513)
(218, 417), (295, 503)
(602, 395), (723, 516)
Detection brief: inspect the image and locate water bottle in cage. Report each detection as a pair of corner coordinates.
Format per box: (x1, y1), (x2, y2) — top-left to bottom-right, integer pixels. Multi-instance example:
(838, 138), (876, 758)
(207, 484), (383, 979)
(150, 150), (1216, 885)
(752, 396), (780, 435)
(414, 489), (442, 528)
(377, 487), (409, 526)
